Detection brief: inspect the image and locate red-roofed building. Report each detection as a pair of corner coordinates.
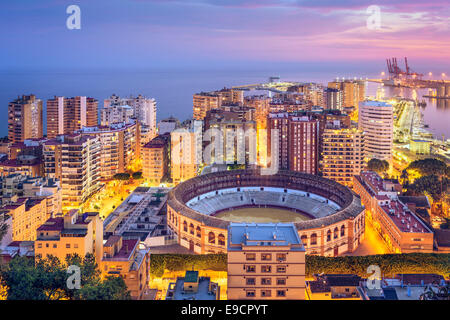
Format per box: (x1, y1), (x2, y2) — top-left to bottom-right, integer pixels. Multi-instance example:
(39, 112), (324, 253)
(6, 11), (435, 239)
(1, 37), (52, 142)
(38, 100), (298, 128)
(354, 171), (433, 253)
(35, 209), (103, 263)
(101, 235), (150, 300)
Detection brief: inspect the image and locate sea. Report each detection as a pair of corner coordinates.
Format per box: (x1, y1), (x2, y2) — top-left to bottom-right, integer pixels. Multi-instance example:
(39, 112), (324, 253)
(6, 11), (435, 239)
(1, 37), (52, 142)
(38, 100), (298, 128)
(0, 68), (448, 139)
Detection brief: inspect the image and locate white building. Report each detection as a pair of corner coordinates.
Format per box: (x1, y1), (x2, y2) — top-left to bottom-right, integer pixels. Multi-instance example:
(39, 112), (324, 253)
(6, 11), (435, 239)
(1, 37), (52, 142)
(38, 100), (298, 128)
(104, 94), (157, 135)
(358, 100), (393, 162)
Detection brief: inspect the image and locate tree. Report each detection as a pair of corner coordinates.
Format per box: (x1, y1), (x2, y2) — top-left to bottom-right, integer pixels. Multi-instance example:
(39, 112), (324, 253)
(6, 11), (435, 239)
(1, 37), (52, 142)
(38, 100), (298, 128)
(406, 175), (449, 202)
(406, 158), (448, 177)
(0, 253), (131, 300)
(132, 172), (142, 180)
(78, 276), (131, 300)
(113, 173), (131, 181)
(367, 159), (389, 174)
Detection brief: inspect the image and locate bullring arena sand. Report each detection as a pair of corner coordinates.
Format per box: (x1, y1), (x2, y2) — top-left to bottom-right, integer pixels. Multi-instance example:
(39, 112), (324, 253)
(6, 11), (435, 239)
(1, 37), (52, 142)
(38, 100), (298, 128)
(214, 207), (311, 223)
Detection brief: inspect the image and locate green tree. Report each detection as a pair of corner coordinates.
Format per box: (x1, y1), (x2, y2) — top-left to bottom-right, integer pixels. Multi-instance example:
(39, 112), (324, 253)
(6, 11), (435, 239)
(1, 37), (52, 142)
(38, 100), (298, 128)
(132, 172), (142, 180)
(407, 158), (448, 177)
(367, 159), (389, 174)
(78, 276), (131, 300)
(113, 173), (131, 181)
(0, 254), (131, 300)
(406, 175), (449, 201)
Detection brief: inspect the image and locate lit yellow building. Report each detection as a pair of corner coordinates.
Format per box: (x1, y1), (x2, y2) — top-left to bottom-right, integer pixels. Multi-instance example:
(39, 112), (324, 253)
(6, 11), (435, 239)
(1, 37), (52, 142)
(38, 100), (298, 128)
(1, 197), (52, 241)
(306, 274), (362, 300)
(322, 125), (364, 187)
(410, 139), (431, 155)
(142, 134), (170, 184)
(101, 235), (150, 300)
(35, 209), (103, 263)
(227, 223), (306, 300)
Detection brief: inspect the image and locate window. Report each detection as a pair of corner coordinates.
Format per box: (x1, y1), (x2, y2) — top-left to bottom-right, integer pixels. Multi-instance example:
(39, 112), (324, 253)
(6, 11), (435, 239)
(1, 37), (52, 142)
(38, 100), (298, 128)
(246, 265), (256, 273)
(277, 266), (286, 273)
(327, 230), (331, 242)
(53, 244), (57, 248)
(277, 290), (286, 297)
(208, 232), (215, 244)
(334, 227), (338, 239)
(218, 234), (225, 246)
(276, 253), (287, 261)
(311, 233), (317, 245)
(74, 244), (78, 248)
(196, 226), (201, 238)
(246, 290), (255, 297)
(66, 244), (71, 248)
(261, 278), (271, 285)
(246, 253), (256, 261)
(261, 253), (272, 261)
(261, 265), (271, 273)
(261, 290), (271, 297)
(183, 221), (188, 232)
(277, 278), (286, 285)
(37, 243), (42, 248)
(301, 235), (308, 247)
(246, 278), (256, 285)
(341, 225), (345, 237)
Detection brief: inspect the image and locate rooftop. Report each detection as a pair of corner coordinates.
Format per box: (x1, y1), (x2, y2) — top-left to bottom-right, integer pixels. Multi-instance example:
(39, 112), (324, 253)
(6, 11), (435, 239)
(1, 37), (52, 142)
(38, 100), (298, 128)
(165, 277), (219, 300)
(228, 222), (303, 248)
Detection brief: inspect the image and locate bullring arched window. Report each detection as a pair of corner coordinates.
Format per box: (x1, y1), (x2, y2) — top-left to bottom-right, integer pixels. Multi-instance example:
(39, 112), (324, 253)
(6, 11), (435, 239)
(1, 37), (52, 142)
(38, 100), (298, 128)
(218, 234), (225, 246)
(301, 235), (308, 247)
(208, 232), (215, 244)
(333, 227), (338, 239)
(340, 225), (345, 237)
(189, 223), (195, 235)
(196, 226), (201, 238)
(310, 233), (317, 245)
(327, 230), (331, 242)
(183, 221), (188, 232)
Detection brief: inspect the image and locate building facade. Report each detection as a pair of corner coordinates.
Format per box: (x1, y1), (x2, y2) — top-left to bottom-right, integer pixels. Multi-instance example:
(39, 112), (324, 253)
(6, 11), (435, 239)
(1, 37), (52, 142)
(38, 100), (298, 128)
(43, 134), (101, 209)
(321, 125), (364, 187)
(77, 122), (139, 180)
(8, 95), (43, 144)
(358, 100), (393, 162)
(353, 171), (433, 253)
(142, 134), (170, 185)
(35, 210), (103, 263)
(227, 223), (306, 300)
(46, 96), (99, 139)
(267, 113), (319, 174)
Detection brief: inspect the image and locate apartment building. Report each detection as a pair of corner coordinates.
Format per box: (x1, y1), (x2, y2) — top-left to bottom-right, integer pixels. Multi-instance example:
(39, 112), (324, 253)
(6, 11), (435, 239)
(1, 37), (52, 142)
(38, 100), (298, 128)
(328, 79), (366, 109)
(104, 94), (157, 134)
(358, 100), (393, 162)
(142, 133), (170, 185)
(0, 197), (53, 241)
(35, 209), (103, 263)
(227, 223), (306, 300)
(46, 96), (98, 139)
(203, 108), (257, 166)
(43, 134), (101, 209)
(77, 122), (140, 180)
(267, 113), (319, 174)
(171, 129), (198, 184)
(101, 235), (150, 300)
(322, 124), (364, 187)
(353, 171), (433, 253)
(8, 95), (43, 144)
(101, 104), (134, 126)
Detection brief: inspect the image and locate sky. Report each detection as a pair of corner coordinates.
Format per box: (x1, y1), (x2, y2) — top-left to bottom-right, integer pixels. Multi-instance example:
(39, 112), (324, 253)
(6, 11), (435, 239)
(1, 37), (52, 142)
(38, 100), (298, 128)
(0, 0), (449, 74)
